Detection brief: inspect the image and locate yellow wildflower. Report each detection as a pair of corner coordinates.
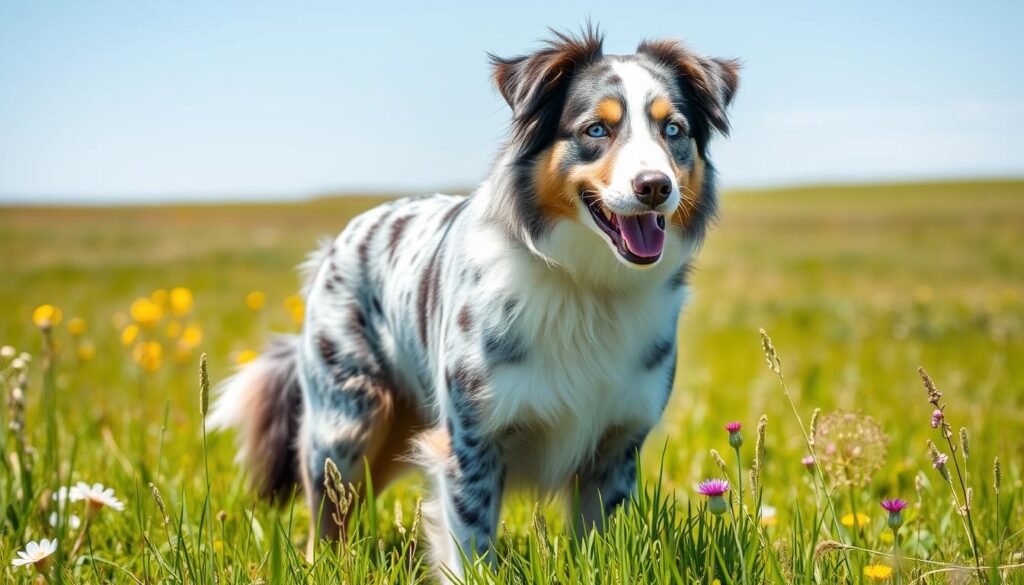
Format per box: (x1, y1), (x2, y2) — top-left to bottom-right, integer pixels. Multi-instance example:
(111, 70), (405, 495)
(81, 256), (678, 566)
(236, 350), (258, 365)
(132, 342), (163, 372)
(169, 287), (193, 316)
(841, 513), (871, 528)
(33, 304), (63, 328)
(181, 324), (203, 348)
(130, 297), (163, 328)
(245, 291), (266, 311)
(121, 324), (140, 347)
(67, 317), (87, 336)
(863, 564), (892, 580)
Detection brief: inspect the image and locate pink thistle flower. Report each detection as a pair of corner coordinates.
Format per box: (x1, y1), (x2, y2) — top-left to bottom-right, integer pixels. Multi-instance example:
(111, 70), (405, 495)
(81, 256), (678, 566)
(880, 498), (909, 513)
(696, 479), (730, 497)
(725, 422), (743, 448)
(696, 479), (730, 515)
(881, 498), (909, 529)
(930, 409), (943, 429)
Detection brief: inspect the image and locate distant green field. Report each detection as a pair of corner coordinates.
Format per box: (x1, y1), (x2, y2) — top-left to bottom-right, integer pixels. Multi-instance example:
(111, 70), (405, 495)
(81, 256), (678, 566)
(1, 180), (1022, 583)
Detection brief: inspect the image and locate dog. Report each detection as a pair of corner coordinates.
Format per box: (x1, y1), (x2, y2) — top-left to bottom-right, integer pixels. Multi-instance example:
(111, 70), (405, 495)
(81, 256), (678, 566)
(210, 27), (738, 580)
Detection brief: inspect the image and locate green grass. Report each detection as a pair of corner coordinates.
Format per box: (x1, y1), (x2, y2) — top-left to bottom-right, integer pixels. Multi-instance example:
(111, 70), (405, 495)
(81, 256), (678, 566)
(1, 179), (1022, 583)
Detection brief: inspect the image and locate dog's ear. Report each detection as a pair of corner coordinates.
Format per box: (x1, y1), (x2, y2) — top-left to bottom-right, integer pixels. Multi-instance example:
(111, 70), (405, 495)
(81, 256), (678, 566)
(637, 39), (740, 147)
(490, 27), (603, 154)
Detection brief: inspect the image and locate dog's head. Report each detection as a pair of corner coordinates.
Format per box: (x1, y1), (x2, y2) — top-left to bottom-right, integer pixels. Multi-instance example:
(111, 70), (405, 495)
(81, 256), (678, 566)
(490, 28), (738, 272)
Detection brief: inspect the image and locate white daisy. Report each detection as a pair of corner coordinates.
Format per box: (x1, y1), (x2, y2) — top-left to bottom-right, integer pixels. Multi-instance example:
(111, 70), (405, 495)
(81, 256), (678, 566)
(11, 538), (57, 571)
(48, 512), (82, 530)
(0, 345), (15, 359)
(70, 482), (125, 514)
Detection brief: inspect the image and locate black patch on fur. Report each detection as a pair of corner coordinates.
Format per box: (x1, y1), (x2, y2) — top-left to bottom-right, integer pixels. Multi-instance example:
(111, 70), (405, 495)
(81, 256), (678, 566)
(317, 331), (341, 368)
(482, 328), (528, 366)
(641, 337), (674, 370)
(667, 263), (691, 289)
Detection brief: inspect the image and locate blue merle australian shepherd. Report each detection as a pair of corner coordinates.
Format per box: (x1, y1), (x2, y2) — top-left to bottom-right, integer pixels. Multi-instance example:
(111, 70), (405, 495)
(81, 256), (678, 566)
(210, 28), (738, 580)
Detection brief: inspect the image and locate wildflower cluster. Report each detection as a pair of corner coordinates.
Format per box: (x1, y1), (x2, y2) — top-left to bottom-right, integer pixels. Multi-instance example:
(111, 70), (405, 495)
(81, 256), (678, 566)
(115, 287), (201, 371)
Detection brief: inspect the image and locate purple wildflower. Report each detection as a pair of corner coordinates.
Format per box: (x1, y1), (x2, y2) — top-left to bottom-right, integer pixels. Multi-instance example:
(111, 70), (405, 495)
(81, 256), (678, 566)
(880, 499), (909, 513)
(881, 498), (909, 529)
(696, 479), (730, 515)
(801, 455), (815, 470)
(933, 452), (951, 480)
(725, 422), (743, 448)
(930, 409), (943, 429)
(696, 479), (730, 497)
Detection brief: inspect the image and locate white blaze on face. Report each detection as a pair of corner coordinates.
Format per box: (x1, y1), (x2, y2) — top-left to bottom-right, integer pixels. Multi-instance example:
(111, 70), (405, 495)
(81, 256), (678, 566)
(604, 61), (680, 213)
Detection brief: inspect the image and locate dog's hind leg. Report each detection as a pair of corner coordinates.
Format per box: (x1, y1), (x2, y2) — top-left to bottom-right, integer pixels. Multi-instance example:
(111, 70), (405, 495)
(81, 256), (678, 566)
(297, 310), (414, 556)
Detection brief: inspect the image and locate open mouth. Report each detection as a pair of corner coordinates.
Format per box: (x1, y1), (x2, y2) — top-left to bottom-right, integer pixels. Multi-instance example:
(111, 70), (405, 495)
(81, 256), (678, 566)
(581, 191), (666, 265)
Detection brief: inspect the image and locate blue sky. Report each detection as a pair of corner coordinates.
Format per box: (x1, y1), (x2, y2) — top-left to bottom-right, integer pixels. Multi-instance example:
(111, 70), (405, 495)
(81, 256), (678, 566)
(1, 1), (1021, 203)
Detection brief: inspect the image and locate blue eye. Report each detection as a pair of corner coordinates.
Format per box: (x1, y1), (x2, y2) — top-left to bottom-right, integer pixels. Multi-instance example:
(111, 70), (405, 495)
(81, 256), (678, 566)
(586, 123), (609, 138)
(665, 122), (682, 137)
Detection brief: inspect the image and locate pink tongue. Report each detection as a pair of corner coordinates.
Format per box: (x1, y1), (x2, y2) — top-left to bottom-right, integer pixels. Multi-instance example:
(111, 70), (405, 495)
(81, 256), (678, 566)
(617, 213), (665, 258)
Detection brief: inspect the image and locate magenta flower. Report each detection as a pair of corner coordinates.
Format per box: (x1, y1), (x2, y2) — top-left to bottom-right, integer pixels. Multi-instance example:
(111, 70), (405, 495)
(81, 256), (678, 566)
(881, 498), (909, 529)
(880, 499), (909, 513)
(930, 409), (943, 429)
(696, 479), (730, 515)
(801, 455), (815, 470)
(696, 479), (730, 496)
(725, 422), (743, 448)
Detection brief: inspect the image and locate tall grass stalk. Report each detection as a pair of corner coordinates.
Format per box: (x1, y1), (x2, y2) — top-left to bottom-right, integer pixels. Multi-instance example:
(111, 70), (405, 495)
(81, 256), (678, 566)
(758, 328), (854, 577)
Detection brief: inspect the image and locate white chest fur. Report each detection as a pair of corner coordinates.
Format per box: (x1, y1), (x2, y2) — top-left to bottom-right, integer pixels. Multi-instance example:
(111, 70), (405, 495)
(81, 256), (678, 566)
(465, 223), (686, 490)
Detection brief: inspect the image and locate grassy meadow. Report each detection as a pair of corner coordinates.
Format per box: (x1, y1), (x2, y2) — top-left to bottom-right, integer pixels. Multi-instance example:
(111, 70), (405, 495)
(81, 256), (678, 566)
(1, 179), (1023, 583)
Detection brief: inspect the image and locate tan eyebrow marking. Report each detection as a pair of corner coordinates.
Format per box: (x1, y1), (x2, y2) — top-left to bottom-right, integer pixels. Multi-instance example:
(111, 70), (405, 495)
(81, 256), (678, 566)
(649, 97), (672, 121)
(595, 98), (623, 125)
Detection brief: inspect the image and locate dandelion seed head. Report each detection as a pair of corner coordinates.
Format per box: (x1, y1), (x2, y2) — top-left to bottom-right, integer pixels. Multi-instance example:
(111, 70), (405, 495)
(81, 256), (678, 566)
(814, 410), (889, 487)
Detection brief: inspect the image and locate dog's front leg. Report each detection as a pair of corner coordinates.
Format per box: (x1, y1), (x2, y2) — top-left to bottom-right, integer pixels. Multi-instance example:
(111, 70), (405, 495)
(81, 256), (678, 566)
(572, 430), (647, 536)
(426, 392), (505, 581)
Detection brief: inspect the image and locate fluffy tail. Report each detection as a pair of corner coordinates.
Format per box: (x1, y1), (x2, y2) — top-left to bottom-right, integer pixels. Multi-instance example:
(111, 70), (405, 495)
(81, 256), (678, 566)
(208, 335), (303, 501)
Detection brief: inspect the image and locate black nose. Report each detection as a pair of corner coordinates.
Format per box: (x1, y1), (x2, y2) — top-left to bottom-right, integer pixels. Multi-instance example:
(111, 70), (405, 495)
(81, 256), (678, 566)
(631, 171), (672, 207)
